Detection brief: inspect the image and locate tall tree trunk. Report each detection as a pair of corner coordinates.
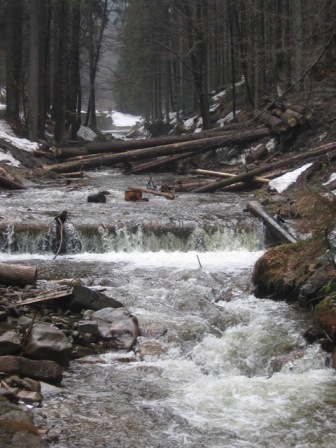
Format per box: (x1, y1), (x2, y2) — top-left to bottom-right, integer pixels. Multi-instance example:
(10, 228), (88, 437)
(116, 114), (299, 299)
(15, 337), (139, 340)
(5, 0), (23, 125)
(294, 0), (303, 89)
(53, 0), (69, 144)
(233, 1), (254, 107)
(85, 0), (108, 129)
(27, 0), (40, 140)
(253, 0), (261, 111)
(67, 0), (82, 140)
(88, 0), (97, 129)
(228, 1), (237, 120)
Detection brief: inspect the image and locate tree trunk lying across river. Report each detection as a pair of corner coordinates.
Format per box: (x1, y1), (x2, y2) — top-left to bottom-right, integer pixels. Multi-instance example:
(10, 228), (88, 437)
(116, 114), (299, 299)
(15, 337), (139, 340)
(43, 126), (272, 173)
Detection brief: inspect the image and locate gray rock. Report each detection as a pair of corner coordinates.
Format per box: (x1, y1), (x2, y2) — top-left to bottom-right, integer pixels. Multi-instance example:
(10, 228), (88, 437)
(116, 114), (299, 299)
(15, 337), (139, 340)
(11, 432), (48, 448)
(0, 310), (8, 322)
(0, 330), (22, 356)
(298, 276), (329, 306)
(0, 397), (48, 447)
(75, 320), (99, 339)
(92, 307), (141, 350)
(23, 322), (72, 366)
(0, 356), (63, 383)
(69, 285), (124, 311)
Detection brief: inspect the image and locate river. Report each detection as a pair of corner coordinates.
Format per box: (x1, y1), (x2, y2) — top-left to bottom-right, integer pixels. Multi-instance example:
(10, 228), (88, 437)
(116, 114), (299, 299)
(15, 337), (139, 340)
(0, 169), (335, 447)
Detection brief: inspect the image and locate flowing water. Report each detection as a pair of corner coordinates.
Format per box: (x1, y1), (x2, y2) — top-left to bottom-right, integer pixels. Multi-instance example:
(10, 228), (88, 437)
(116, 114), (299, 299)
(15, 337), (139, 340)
(0, 169), (335, 447)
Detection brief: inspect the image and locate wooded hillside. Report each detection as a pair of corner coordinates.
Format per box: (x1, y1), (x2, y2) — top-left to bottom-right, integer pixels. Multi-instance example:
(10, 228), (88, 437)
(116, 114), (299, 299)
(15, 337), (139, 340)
(0, 0), (335, 146)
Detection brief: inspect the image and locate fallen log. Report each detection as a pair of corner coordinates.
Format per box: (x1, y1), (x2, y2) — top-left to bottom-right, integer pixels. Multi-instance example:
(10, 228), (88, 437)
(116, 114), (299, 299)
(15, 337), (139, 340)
(43, 126), (272, 174)
(194, 142), (336, 193)
(284, 103), (313, 121)
(247, 201), (297, 244)
(257, 110), (290, 134)
(173, 180), (214, 192)
(127, 186), (176, 200)
(245, 143), (268, 164)
(52, 122), (258, 159)
(193, 168), (270, 184)
(61, 171), (84, 178)
(125, 152), (196, 174)
(0, 174), (26, 190)
(0, 263), (37, 287)
(279, 109), (304, 127)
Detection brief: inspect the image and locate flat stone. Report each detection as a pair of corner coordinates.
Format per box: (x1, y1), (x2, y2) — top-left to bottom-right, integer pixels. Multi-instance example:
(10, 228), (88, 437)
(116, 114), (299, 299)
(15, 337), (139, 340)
(0, 330), (23, 356)
(0, 356), (62, 384)
(16, 390), (43, 404)
(23, 323), (72, 366)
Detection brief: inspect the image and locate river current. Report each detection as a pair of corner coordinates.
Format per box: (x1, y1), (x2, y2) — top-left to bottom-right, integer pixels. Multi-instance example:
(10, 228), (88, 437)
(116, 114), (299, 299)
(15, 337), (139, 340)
(0, 170), (335, 447)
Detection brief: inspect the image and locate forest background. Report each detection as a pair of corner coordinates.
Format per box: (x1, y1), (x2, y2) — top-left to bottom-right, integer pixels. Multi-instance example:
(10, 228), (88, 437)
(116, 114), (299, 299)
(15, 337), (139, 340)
(0, 0), (335, 145)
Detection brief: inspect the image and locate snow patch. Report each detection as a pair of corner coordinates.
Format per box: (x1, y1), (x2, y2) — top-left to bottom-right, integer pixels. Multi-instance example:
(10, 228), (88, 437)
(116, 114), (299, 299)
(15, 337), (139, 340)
(323, 173), (336, 186)
(111, 111), (142, 127)
(77, 126), (98, 142)
(269, 163), (313, 193)
(0, 120), (39, 152)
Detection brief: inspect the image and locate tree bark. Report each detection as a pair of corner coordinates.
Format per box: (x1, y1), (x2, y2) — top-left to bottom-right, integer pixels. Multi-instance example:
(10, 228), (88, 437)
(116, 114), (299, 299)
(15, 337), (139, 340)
(5, 0), (23, 125)
(125, 152), (195, 174)
(257, 110), (290, 134)
(53, 124), (254, 159)
(43, 127), (272, 173)
(0, 263), (38, 287)
(247, 201), (297, 244)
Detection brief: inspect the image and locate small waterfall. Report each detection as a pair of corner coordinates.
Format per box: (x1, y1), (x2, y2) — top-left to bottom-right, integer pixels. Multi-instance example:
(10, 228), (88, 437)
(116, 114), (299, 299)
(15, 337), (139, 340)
(0, 217), (264, 255)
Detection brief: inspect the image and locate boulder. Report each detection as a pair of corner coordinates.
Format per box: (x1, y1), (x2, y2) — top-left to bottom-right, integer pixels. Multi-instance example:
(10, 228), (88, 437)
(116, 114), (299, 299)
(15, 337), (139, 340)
(69, 285), (124, 311)
(0, 356), (62, 383)
(92, 307), (141, 350)
(0, 395), (48, 448)
(23, 322), (72, 366)
(75, 320), (99, 339)
(0, 330), (22, 356)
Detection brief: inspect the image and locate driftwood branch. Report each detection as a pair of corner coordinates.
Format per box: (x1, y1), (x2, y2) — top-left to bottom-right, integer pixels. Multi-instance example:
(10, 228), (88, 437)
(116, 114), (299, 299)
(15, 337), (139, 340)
(193, 168), (270, 184)
(16, 287), (73, 307)
(127, 186), (176, 200)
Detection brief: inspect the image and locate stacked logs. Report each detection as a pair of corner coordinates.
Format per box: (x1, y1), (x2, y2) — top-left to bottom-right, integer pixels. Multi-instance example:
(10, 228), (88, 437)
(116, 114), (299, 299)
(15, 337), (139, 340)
(257, 102), (312, 134)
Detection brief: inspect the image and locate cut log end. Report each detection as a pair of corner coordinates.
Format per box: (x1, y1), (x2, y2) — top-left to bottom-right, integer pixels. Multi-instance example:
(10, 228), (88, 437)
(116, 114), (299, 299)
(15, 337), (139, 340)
(0, 263), (38, 287)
